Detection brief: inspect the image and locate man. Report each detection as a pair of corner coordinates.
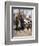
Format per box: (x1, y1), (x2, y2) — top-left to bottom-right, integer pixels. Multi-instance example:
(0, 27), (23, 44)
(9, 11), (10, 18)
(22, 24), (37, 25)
(19, 15), (25, 30)
(16, 16), (19, 31)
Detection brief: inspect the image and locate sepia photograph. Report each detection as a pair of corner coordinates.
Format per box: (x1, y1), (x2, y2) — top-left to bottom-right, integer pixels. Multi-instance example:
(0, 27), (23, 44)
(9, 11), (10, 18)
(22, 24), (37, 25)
(11, 7), (33, 38)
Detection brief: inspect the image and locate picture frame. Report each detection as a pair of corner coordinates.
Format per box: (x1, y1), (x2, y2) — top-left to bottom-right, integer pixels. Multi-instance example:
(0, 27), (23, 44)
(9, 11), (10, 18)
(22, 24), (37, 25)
(5, 1), (38, 45)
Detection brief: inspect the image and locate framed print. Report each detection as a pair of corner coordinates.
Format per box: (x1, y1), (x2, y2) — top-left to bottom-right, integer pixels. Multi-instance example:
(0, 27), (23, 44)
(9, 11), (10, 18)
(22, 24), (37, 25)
(5, 1), (38, 45)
